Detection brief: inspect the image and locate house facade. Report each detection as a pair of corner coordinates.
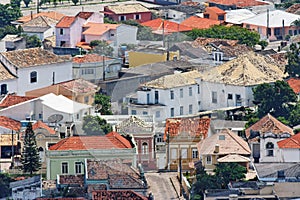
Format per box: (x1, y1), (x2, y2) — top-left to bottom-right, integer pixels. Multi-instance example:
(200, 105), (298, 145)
(277, 132), (300, 162)
(0, 48), (72, 96)
(45, 132), (136, 180)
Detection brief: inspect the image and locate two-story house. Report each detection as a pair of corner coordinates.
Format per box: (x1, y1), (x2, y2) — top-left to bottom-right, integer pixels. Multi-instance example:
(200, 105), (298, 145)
(0, 48), (72, 95)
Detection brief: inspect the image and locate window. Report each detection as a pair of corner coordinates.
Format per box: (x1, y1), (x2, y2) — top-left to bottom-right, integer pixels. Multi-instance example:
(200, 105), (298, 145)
(155, 111), (160, 118)
(154, 91), (159, 104)
(189, 104), (193, 114)
(135, 14), (140, 20)
(170, 108), (174, 117)
(180, 88), (183, 98)
(180, 106), (183, 115)
(197, 84), (200, 94)
(171, 148), (177, 159)
(84, 96), (89, 104)
(189, 87), (192, 96)
(81, 68), (94, 75)
(0, 84), (7, 95)
(266, 142), (274, 156)
(142, 142), (148, 154)
(142, 111), (148, 115)
(61, 162), (68, 174)
(147, 93), (150, 104)
(274, 28), (281, 36)
(212, 91), (217, 103)
(198, 101), (201, 111)
(60, 28), (64, 35)
(75, 162), (82, 174)
(218, 15), (224, 20)
(289, 30), (293, 36)
(206, 155), (212, 165)
(192, 148), (198, 159)
(181, 148), (187, 159)
(294, 30), (298, 35)
(219, 135), (225, 140)
(236, 94), (241, 106)
(60, 41), (66, 47)
(131, 110), (137, 115)
(170, 90), (174, 100)
(119, 15), (126, 21)
(30, 71), (37, 83)
(228, 94), (233, 100)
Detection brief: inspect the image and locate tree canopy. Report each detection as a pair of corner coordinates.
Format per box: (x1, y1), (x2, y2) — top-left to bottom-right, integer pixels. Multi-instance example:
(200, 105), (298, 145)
(187, 25), (260, 46)
(285, 43), (300, 78)
(20, 123), (41, 175)
(23, 34), (42, 48)
(90, 40), (114, 57)
(82, 115), (112, 135)
(0, 3), (22, 28)
(94, 93), (113, 115)
(0, 173), (12, 198)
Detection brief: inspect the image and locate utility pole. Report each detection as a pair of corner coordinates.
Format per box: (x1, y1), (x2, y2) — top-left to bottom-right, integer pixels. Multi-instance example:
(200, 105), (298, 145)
(102, 55), (105, 81)
(37, 0), (40, 13)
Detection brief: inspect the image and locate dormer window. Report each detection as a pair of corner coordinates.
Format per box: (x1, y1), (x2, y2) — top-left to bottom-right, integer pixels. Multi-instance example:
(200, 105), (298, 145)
(213, 51), (223, 62)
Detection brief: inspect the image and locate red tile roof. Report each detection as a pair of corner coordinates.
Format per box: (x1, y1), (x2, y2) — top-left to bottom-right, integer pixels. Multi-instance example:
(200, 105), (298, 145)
(32, 121), (56, 134)
(278, 133), (300, 148)
(141, 18), (192, 34)
(82, 22), (119, 36)
(287, 78), (300, 94)
(56, 78), (98, 93)
(164, 118), (210, 141)
(76, 12), (94, 19)
(205, 6), (226, 14)
(56, 16), (76, 28)
(207, 0), (268, 7)
(49, 132), (132, 151)
(0, 94), (35, 108)
(181, 16), (220, 29)
(0, 116), (21, 131)
(17, 11), (65, 23)
(245, 114), (294, 139)
(73, 54), (112, 63)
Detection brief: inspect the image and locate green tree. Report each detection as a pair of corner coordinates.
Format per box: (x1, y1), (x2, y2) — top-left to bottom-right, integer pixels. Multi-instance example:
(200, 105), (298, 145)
(258, 40), (268, 50)
(20, 123), (41, 175)
(288, 103), (300, 126)
(94, 93), (113, 115)
(253, 81), (297, 119)
(187, 25), (260, 47)
(10, 0), (21, 7)
(0, 173), (12, 198)
(0, 25), (21, 39)
(285, 43), (300, 77)
(214, 163), (247, 188)
(23, 0), (31, 7)
(82, 115), (112, 135)
(0, 3), (22, 27)
(23, 34), (42, 48)
(90, 40), (114, 56)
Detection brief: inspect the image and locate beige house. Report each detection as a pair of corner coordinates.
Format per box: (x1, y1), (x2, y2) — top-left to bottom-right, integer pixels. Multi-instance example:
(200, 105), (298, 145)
(198, 129), (251, 173)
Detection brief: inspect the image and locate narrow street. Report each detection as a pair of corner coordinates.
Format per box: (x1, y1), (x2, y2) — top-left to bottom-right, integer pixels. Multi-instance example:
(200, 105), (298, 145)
(145, 172), (184, 200)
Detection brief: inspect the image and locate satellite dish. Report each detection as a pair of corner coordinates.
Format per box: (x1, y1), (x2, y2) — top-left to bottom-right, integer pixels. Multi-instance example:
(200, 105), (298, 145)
(48, 114), (63, 123)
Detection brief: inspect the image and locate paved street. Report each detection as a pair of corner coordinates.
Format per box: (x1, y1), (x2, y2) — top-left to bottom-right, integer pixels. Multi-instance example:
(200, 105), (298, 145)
(145, 172), (184, 200)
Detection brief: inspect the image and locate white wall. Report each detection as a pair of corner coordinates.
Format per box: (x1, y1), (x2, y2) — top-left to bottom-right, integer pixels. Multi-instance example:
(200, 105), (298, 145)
(0, 79), (17, 94)
(280, 148), (300, 162)
(116, 24), (138, 47)
(260, 137), (283, 162)
(86, 12), (104, 24)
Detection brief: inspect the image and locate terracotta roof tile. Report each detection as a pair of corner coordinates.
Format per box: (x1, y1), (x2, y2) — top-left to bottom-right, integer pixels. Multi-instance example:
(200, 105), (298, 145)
(76, 12), (94, 19)
(205, 6), (226, 14)
(49, 132), (132, 151)
(192, 37), (238, 46)
(1, 48), (71, 68)
(207, 0), (269, 7)
(55, 78), (98, 94)
(32, 121), (55, 134)
(287, 78), (300, 94)
(0, 94), (35, 108)
(278, 133), (300, 148)
(92, 190), (147, 200)
(82, 22), (119, 36)
(164, 118), (210, 141)
(141, 18), (192, 34)
(245, 114), (294, 139)
(286, 3), (300, 14)
(0, 62), (16, 81)
(73, 54), (112, 63)
(0, 116), (21, 131)
(181, 16), (220, 29)
(198, 129), (251, 155)
(17, 11), (65, 23)
(105, 3), (150, 14)
(56, 16), (76, 28)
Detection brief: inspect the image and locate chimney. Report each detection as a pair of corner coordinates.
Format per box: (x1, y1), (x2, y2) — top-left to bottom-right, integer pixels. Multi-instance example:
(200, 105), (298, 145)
(214, 144), (219, 153)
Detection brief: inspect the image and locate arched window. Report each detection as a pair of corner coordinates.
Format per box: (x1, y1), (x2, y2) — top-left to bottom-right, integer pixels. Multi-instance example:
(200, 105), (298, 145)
(30, 71), (37, 83)
(266, 142), (274, 156)
(142, 142), (148, 155)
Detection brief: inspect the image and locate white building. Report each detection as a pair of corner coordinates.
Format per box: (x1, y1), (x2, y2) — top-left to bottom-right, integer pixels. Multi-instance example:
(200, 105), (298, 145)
(277, 133), (300, 162)
(0, 48), (72, 95)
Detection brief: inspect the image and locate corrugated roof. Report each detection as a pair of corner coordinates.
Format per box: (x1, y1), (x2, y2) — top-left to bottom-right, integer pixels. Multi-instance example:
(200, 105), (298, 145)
(0, 116), (21, 131)
(49, 132), (132, 150)
(181, 16), (220, 29)
(198, 129), (251, 155)
(201, 51), (285, 86)
(56, 16), (76, 28)
(82, 22), (119, 36)
(142, 70), (202, 89)
(1, 48), (71, 68)
(277, 133), (300, 149)
(105, 3), (150, 14)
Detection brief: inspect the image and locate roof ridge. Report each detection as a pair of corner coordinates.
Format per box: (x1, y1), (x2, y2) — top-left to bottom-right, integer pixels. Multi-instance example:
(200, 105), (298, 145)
(226, 129), (251, 153)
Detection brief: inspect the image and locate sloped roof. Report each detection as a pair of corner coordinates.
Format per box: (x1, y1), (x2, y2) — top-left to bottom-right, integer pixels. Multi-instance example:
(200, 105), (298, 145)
(56, 16), (76, 28)
(217, 154), (250, 162)
(105, 3), (150, 14)
(0, 116), (21, 131)
(207, 0), (269, 7)
(201, 51), (285, 86)
(73, 54), (112, 63)
(255, 163), (300, 178)
(141, 18), (192, 34)
(225, 9), (256, 24)
(205, 6), (226, 15)
(22, 15), (58, 28)
(49, 132), (132, 150)
(192, 37), (238, 47)
(181, 16), (220, 29)
(241, 10), (300, 27)
(277, 133), (300, 149)
(245, 114), (294, 139)
(198, 129), (251, 155)
(164, 118), (210, 140)
(0, 63), (16, 81)
(32, 121), (55, 135)
(1, 48), (71, 68)
(82, 22), (119, 36)
(287, 78), (300, 94)
(142, 70), (202, 89)
(76, 12), (94, 19)
(286, 3), (300, 14)
(56, 78), (98, 94)
(0, 94), (35, 108)
(17, 11), (65, 23)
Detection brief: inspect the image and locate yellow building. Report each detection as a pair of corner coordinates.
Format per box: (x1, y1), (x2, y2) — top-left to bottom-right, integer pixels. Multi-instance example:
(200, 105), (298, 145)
(128, 48), (180, 68)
